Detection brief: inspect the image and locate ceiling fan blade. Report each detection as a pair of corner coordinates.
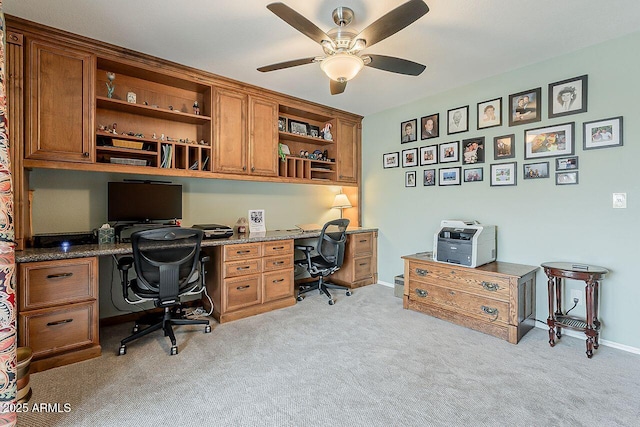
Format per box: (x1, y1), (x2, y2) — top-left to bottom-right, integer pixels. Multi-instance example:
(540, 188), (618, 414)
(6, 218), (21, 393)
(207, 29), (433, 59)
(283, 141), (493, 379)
(257, 57), (317, 72)
(356, 0), (429, 49)
(267, 3), (330, 45)
(330, 79), (347, 95)
(365, 54), (426, 76)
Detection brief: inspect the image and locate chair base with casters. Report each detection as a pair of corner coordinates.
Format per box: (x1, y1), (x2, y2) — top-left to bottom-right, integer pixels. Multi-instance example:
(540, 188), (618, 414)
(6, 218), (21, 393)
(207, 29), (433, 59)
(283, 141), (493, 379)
(294, 218), (352, 305)
(117, 227), (212, 356)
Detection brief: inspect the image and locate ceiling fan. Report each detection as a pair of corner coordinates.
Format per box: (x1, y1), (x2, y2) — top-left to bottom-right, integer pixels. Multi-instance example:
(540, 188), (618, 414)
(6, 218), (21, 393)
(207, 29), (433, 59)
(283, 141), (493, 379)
(257, 0), (429, 95)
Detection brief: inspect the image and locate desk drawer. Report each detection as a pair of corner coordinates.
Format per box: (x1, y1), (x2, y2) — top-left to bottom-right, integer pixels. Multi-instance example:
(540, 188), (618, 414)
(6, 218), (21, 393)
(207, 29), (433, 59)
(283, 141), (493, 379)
(263, 254), (293, 272)
(224, 258), (262, 278)
(263, 240), (293, 256)
(224, 243), (261, 261)
(19, 258), (97, 311)
(353, 233), (373, 256)
(224, 275), (261, 312)
(19, 301), (98, 359)
(263, 269), (294, 302)
(353, 256), (373, 281)
(409, 281), (509, 324)
(408, 260), (510, 300)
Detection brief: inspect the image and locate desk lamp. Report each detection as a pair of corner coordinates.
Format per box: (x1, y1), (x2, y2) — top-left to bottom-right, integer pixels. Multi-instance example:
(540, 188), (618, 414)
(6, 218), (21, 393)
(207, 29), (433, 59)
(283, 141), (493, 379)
(332, 193), (352, 219)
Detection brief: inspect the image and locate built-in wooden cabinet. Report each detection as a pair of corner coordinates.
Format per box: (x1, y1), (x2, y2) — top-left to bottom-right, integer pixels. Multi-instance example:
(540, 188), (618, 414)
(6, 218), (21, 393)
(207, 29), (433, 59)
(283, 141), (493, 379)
(25, 37), (94, 163)
(331, 231), (378, 288)
(336, 118), (360, 184)
(248, 96), (279, 177)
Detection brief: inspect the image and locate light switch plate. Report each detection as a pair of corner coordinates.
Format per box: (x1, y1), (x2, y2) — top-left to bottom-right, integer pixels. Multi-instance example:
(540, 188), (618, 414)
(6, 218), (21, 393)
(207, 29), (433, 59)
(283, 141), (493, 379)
(613, 193), (627, 209)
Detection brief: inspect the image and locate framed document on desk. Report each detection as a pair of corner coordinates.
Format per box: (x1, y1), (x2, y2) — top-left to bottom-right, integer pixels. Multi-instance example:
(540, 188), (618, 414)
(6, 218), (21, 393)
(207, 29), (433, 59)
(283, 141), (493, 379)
(249, 209), (266, 234)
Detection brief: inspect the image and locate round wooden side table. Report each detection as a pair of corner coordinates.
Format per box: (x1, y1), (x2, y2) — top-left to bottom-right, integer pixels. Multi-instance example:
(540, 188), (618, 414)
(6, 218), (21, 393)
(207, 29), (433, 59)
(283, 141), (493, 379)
(542, 262), (609, 358)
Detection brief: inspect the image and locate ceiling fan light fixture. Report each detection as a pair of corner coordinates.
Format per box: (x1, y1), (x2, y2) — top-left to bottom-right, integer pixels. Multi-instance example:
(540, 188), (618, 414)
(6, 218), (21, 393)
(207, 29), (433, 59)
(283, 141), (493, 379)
(320, 53), (364, 82)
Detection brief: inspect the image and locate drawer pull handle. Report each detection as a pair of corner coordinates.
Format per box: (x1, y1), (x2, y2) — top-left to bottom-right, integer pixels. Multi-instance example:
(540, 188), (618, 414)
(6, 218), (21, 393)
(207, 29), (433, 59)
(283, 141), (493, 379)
(47, 272), (73, 279)
(272, 278), (284, 283)
(359, 263), (368, 266)
(236, 285), (251, 290)
(415, 268), (428, 276)
(359, 239), (368, 243)
(236, 266), (251, 270)
(272, 246), (285, 250)
(47, 318), (73, 326)
(481, 281), (500, 292)
(272, 261), (285, 265)
(236, 250), (251, 254)
(481, 306), (499, 321)
(415, 288), (428, 298)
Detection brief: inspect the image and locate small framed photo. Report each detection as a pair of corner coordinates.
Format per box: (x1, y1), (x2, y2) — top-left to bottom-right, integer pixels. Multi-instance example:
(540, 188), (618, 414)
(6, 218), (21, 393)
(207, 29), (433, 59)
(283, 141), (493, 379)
(401, 118), (417, 143)
(523, 161), (549, 179)
(439, 166), (461, 186)
(549, 75), (588, 119)
(405, 170), (417, 187)
(421, 114), (439, 139)
(278, 117), (287, 132)
(556, 171), (579, 185)
(127, 91), (137, 104)
(583, 116), (623, 150)
(309, 125), (320, 138)
(477, 98), (502, 129)
(423, 169), (436, 186)
(419, 145), (438, 166)
(447, 106), (469, 135)
(288, 119), (308, 135)
(463, 167), (483, 182)
(402, 148), (418, 167)
(383, 152), (399, 169)
(461, 137), (485, 165)
(508, 88), (541, 126)
(439, 141), (460, 163)
(556, 156), (578, 170)
(493, 134), (515, 160)
(524, 122), (574, 159)
(490, 162), (517, 186)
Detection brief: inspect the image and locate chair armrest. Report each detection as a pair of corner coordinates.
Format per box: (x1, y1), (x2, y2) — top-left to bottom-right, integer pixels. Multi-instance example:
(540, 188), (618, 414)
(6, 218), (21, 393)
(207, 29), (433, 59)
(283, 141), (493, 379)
(200, 254), (211, 264)
(117, 256), (134, 271)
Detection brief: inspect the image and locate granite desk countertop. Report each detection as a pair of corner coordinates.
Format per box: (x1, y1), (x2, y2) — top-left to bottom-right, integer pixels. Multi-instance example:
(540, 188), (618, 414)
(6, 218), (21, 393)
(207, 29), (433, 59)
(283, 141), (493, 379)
(15, 227), (378, 263)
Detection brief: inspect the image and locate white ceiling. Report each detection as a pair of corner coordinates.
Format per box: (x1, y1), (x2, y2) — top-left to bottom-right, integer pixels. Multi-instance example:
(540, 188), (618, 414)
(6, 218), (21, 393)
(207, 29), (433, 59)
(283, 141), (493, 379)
(5, 0), (640, 117)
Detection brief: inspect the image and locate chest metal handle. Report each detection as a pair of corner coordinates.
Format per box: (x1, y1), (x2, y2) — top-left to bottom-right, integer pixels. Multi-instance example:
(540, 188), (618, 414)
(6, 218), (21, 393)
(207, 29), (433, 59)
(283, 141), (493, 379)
(481, 306), (499, 322)
(415, 288), (428, 298)
(481, 281), (500, 292)
(415, 268), (428, 277)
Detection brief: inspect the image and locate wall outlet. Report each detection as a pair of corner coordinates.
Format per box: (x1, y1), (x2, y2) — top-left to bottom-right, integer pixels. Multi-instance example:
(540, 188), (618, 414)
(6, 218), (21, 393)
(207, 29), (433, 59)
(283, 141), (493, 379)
(570, 289), (582, 306)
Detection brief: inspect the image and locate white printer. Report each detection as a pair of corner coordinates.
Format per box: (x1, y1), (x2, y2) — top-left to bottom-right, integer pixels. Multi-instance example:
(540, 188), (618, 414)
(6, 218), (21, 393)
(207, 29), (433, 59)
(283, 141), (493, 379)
(433, 220), (496, 268)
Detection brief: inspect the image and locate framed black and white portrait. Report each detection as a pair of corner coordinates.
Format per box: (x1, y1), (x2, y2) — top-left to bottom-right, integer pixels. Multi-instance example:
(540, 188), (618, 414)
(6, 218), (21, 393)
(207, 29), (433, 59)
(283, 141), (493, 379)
(447, 106), (468, 135)
(423, 169), (436, 186)
(421, 114), (439, 140)
(405, 171), (417, 187)
(401, 118), (417, 143)
(477, 98), (502, 129)
(548, 75), (588, 119)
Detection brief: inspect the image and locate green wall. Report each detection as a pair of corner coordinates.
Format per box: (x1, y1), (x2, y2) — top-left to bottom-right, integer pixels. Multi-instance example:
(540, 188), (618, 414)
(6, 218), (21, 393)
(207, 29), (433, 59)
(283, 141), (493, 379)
(361, 31), (640, 349)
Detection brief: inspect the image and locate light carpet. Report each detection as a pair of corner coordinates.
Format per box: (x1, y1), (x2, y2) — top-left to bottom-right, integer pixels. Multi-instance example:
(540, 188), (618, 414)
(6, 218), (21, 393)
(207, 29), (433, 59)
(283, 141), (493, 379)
(18, 284), (640, 426)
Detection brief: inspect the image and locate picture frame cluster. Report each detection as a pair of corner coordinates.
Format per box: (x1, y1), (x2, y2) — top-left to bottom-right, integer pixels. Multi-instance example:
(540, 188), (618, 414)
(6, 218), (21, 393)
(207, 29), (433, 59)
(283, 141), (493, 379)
(385, 73), (623, 189)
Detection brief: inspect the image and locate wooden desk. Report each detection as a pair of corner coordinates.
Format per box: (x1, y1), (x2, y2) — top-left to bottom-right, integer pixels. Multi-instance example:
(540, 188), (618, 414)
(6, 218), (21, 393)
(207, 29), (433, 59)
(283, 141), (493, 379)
(542, 262), (609, 358)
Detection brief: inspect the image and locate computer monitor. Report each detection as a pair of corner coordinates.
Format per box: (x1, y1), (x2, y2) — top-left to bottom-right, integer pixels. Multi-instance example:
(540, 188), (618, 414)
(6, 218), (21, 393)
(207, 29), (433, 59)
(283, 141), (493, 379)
(107, 181), (182, 223)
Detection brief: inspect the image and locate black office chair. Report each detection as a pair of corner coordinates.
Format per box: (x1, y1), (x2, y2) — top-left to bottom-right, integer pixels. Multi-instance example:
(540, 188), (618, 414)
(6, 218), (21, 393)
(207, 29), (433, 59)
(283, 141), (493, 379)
(117, 227), (211, 356)
(294, 218), (352, 305)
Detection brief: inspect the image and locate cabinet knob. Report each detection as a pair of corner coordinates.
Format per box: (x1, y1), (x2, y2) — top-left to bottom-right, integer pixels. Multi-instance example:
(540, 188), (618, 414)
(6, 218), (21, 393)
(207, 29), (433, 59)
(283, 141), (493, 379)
(251, 166), (255, 172)
(243, 166), (246, 171)
(83, 152), (90, 157)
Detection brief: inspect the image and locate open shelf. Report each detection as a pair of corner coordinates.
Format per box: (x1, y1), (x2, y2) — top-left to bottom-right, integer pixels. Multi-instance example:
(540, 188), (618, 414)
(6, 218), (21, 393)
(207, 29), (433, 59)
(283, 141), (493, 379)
(97, 97), (211, 124)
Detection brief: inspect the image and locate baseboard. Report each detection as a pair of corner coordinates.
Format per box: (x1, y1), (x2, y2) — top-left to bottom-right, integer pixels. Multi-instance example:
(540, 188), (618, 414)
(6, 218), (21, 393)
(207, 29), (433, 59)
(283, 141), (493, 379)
(533, 323), (640, 355)
(378, 280), (393, 288)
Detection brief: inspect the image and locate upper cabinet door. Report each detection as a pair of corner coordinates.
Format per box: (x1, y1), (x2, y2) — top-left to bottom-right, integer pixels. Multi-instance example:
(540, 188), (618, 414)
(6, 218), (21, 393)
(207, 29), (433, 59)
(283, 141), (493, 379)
(26, 39), (95, 162)
(248, 96), (278, 177)
(336, 118), (360, 184)
(214, 88), (247, 174)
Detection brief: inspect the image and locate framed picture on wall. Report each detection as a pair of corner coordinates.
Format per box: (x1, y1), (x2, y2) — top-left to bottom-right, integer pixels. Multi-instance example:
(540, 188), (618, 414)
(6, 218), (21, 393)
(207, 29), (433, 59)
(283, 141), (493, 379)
(401, 118), (418, 143)
(556, 171), (579, 185)
(494, 134), (515, 160)
(523, 161), (549, 179)
(419, 145), (438, 166)
(556, 156), (578, 170)
(421, 113), (439, 139)
(405, 170), (417, 187)
(423, 169), (436, 186)
(490, 162), (517, 186)
(477, 97), (502, 129)
(438, 141), (459, 163)
(402, 148), (418, 167)
(524, 122), (574, 159)
(447, 106), (468, 135)
(508, 88), (541, 126)
(583, 116), (623, 150)
(383, 152), (399, 169)
(463, 167), (483, 182)
(548, 75), (588, 119)
(438, 166), (461, 186)
(461, 137), (485, 165)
